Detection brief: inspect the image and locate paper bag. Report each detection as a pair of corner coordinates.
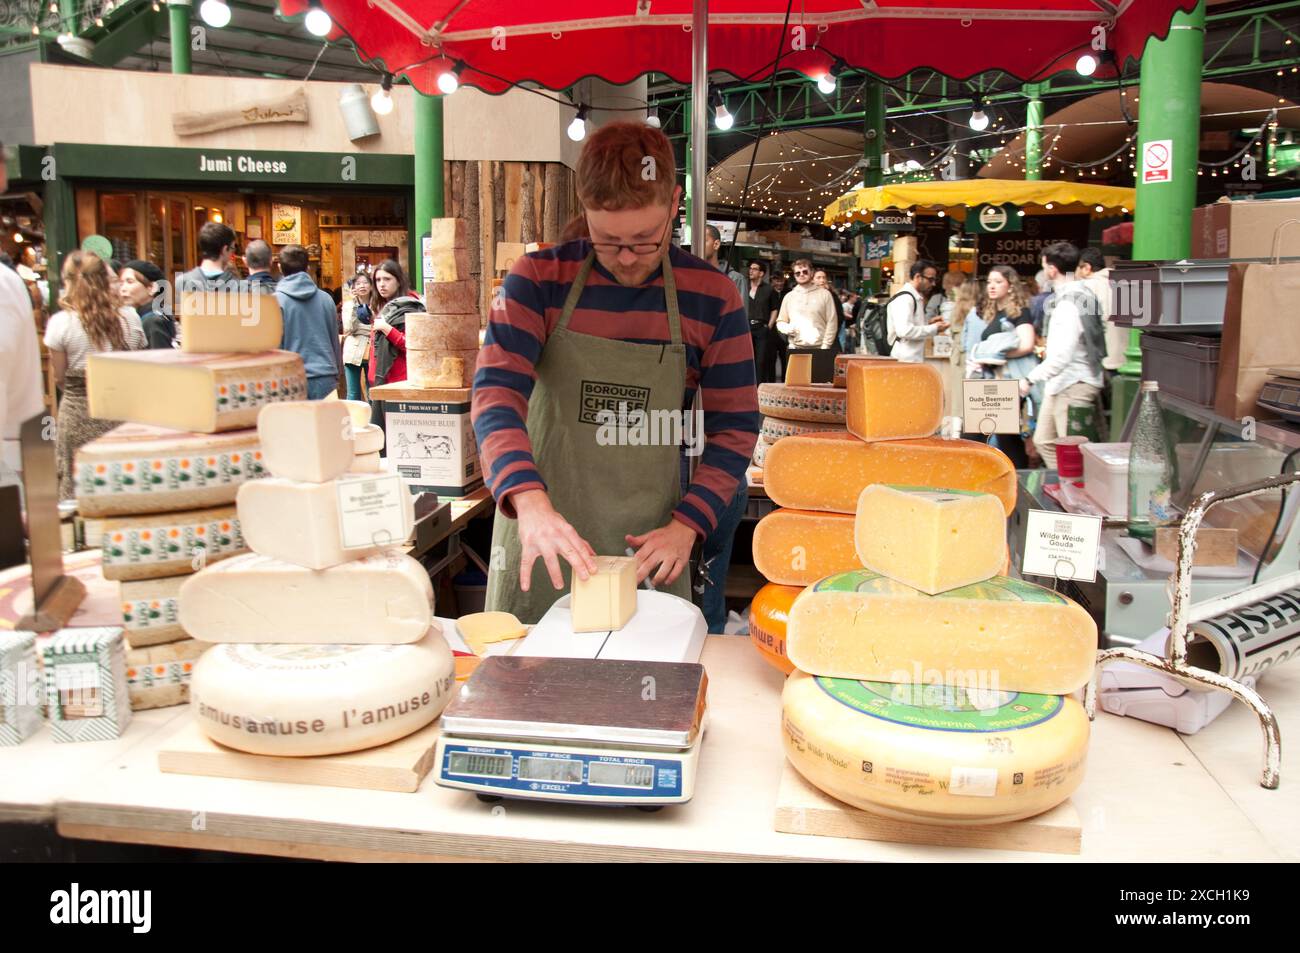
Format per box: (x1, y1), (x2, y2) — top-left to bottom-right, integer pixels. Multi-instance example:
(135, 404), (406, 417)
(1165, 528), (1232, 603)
(1214, 260), (1300, 419)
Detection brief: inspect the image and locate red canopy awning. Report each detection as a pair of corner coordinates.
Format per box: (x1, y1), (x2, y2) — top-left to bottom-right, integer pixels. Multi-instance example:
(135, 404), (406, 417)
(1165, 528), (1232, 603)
(279, 1), (1201, 96)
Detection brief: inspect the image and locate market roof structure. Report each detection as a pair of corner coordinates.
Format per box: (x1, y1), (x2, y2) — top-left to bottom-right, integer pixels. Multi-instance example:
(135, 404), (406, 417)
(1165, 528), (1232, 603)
(823, 179), (1136, 226)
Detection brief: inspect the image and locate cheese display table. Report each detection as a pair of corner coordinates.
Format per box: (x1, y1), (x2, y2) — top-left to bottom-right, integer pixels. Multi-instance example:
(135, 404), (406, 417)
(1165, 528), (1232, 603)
(32, 634), (1298, 862)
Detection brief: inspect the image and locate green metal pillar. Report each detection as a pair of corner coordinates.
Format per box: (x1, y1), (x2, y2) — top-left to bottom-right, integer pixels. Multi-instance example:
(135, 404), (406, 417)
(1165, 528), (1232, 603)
(42, 169), (77, 307)
(862, 81), (886, 293)
(1113, 0), (1206, 437)
(168, 0), (191, 75)
(413, 89), (445, 288)
(1024, 84), (1044, 181)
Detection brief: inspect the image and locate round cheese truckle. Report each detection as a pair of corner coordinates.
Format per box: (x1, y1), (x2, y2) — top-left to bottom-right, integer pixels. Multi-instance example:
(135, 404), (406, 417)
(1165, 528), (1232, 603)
(748, 583), (800, 675)
(753, 509), (857, 587)
(190, 626), (456, 756)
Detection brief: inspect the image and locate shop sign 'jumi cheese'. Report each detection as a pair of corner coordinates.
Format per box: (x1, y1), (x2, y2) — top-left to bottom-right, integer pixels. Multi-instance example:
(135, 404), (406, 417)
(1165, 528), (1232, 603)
(786, 570), (1098, 695)
(757, 383), (847, 423)
(782, 671), (1089, 824)
(854, 485), (1007, 594)
(753, 509), (858, 587)
(179, 550), (433, 644)
(178, 290), (283, 353)
(748, 583), (799, 675)
(100, 505), (246, 581)
(87, 350), (306, 433)
(189, 626), (455, 756)
(844, 361), (943, 442)
(74, 424), (265, 518)
(765, 433), (1017, 516)
(119, 576), (187, 647)
(256, 401), (355, 484)
(236, 476), (414, 570)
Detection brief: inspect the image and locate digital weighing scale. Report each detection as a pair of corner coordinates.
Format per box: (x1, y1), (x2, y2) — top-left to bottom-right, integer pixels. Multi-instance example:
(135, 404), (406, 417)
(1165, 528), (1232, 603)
(434, 591), (709, 807)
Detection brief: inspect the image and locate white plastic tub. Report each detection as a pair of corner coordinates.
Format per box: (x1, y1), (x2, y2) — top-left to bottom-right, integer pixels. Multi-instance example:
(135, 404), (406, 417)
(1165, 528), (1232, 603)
(1080, 442), (1131, 517)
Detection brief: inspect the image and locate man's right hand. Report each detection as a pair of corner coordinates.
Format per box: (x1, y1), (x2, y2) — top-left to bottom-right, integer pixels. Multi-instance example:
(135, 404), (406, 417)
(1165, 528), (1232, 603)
(513, 489), (599, 592)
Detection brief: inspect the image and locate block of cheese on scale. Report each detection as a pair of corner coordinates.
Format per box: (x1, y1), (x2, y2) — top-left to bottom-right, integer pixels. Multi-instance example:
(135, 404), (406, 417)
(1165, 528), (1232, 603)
(189, 626), (455, 756)
(341, 399), (372, 430)
(256, 401), (355, 483)
(74, 424), (266, 517)
(782, 671), (1089, 825)
(179, 550), (433, 644)
(855, 485), (1007, 594)
(408, 348), (477, 388)
(351, 451), (382, 473)
(179, 290), (283, 353)
(406, 312), (480, 352)
(237, 475), (414, 570)
(765, 433), (1017, 516)
(748, 583), (800, 675)
(753, 509), (858, 587)
(88, 350), (307, 433)
(423, 279), (480, 315)
(101, 504), (246, 581)
(784, 353), (813, 386)
(833, 353), (896, 387)
(120, 576), (188, 647)
(353, 423), (384, 455)
(845, 360), (944, 441)
(570, 556), (638, 633)
(786, 570), (1098, 695)
(760, 415), (846, 445)
(758, 383), (846, 423)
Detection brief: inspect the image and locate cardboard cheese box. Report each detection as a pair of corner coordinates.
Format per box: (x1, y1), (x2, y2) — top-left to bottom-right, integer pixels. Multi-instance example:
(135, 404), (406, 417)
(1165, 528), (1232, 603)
(1191, 197), (1300, 259)
(369, 383), (484, 497)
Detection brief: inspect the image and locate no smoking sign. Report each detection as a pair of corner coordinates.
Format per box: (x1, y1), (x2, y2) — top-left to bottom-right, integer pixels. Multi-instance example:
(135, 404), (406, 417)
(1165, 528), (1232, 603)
(1142, 139), (1172, 184)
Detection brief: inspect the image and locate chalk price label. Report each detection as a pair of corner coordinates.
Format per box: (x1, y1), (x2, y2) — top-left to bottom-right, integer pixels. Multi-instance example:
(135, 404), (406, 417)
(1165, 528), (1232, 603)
(1022, 509), (1103, 583)
(962, 379), (1021, 435)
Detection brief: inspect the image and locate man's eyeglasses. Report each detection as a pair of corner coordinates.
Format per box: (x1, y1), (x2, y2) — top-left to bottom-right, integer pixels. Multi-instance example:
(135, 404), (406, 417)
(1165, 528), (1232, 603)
(921, 273), (938, 283)
(793, 268), (810, 276)
(588, 213), (673, 257)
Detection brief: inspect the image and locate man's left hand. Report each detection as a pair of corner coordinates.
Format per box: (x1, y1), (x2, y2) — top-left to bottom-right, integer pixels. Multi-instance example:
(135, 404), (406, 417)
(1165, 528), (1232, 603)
(626, 519), (697, 587)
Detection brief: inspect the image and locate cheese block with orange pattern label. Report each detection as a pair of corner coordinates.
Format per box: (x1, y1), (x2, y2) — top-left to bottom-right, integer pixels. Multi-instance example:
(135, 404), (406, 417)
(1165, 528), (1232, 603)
(75, 424), (266, 517)
(765, 433), (1016, 516)
(125, 638), (207, 710)
(753, 509), (858, 587)
(119, 576), (187, 647)
(100, 505), (247, 581)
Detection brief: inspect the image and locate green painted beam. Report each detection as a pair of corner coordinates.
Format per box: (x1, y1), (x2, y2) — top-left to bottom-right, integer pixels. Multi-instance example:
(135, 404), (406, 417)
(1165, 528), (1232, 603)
(169, 0), (190, 74)
(90, 5), (164, 67)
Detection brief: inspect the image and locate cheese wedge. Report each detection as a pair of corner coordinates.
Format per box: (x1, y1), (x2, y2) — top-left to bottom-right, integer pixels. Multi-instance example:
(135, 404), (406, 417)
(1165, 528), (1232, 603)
(456, 611), (527, 656)
(570, 556), (638, 632)
(845, 360), (943, 441)
(855, 485), (1006, 594)
(765, 433), (1017, 516)
(409, 348), (476, 388)
(179, 290), (283, 353)
(753, 509), (858, 587)
(257, 400), (355, 483)
(786, 570), (1098, 695)
(341, 400), (373, 430)
(353, 424), (384, 455)
(87, 350), (306, 433)
(179, 550), (434, 644)
(351, 451), (382, 473)
(784, 353), (812, 386)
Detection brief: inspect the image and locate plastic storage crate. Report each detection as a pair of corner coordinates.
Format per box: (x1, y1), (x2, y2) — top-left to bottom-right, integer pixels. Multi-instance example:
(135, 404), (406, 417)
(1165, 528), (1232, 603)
(1110, 260), (1229, 331)
(1140, 333), (1220, 407)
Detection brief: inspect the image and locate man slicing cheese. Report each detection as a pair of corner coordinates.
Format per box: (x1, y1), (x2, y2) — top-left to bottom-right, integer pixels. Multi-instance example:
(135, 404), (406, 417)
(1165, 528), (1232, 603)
(472, 122), (760, 623)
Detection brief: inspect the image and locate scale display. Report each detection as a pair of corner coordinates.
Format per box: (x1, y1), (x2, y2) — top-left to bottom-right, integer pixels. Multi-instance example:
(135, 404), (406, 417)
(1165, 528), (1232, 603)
(437, 743), (688, 801)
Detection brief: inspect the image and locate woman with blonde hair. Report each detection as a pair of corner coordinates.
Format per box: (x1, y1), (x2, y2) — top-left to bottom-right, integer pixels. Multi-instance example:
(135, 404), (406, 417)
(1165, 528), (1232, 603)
(43, 251), (146, 498)
(966, 265), (1039, 467)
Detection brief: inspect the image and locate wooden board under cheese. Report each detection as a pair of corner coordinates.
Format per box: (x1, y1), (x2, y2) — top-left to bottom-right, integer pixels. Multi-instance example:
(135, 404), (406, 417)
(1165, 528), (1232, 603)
(87, 350), (307, 433)
(75, 423), (266, 518)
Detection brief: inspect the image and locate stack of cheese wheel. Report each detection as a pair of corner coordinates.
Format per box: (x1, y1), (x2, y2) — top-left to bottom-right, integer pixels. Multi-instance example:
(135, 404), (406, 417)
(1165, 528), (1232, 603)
(178, 399), (455, 757)
(341, 400), (384, 472)
(408, 217), (480, 388)
(766, 361), (1098, 826)
(80, 290), (310, 711)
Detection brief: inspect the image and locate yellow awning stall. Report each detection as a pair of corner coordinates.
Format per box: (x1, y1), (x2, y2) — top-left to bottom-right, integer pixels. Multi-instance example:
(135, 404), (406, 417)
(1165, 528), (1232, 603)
(824, 180), (1136, 227)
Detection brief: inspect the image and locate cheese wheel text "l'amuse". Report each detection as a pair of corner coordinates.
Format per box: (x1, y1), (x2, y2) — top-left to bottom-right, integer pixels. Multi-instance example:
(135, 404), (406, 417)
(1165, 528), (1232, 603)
(783, 671), (1089, 824)
(786, 570), (1098, 695)
(749, 583), (800, 675)
(190, 627), (455, 756)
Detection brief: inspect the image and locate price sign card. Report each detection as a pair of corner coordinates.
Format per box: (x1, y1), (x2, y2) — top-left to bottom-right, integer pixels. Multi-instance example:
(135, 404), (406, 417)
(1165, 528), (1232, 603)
(1022, 510), (1103, 583)
(337, 474), (408, 549)
(962, 379), (1021, 435)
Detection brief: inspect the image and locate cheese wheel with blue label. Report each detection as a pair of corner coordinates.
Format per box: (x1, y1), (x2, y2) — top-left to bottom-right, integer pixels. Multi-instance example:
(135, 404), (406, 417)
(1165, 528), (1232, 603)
(782, 670), (1089, 824)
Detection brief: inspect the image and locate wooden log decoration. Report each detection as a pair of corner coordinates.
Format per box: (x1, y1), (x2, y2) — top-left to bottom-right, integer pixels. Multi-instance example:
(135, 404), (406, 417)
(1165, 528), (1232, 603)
(449, 161), (463, 219)
(463, 160), (481, 279)
(504, 163), (524, 244)
(543, 164), (563, 242)
(173, 87), (309, 137)
(493, 161), (505, 245)
(520, 165), (536, 245)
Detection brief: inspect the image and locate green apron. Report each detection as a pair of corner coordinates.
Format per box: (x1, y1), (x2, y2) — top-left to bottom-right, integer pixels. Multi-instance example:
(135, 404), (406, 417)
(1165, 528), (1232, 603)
(485, 250), (692, 624)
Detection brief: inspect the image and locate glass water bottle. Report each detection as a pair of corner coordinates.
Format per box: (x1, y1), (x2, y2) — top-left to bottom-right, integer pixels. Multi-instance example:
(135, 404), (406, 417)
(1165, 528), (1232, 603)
(1128, 380), (1175, 528)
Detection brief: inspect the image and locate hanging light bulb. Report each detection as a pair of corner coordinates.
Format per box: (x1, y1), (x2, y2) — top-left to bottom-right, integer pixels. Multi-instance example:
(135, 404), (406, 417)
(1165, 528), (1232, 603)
(969, 97), (989, 132)
(371, 73), (394, 115)
(817, 57), (846, 96)
(437, 60), (462, 95)
(1076, 53), (1099, 76)
(199, 0), (231, 28)
(712, 90), (733, 130)
(645, 103), (661, 128)
(567, 105), (590, 142)
(305, 0), (332, 37)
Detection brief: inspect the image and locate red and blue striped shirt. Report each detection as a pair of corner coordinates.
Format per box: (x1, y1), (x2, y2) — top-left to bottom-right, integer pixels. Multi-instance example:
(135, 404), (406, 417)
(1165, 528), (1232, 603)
(471, 239), (759, 537)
